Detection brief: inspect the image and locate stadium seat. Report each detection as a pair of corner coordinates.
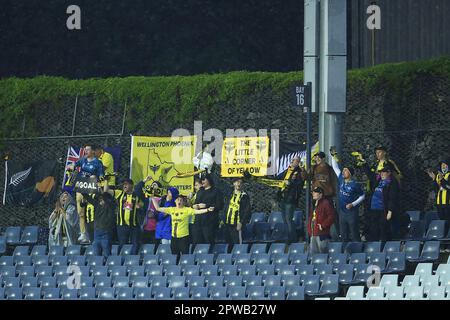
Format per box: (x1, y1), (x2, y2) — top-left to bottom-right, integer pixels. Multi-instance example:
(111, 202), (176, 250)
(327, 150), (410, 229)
(228, 286), (247, 300)
(366, 286), (386, 300)
(317, 274), (339, 297)
(3, 276), (20, 288)
(142, 254), (159, 266)
(345, 242), (364, 254)
(0, 265), (16, 277)
(436, 264), (450, 276)
(380, 274), (398, 288)
(173, 287), (190, 300)
(32, 255), (49, 267)
(410, 241), (441, 263)
(131, 276), (150, 288)
(267, 286), (285, 300)
(334, 264), (354, 285)
(253, 222), (272, 242)
(314, 264), (333, 276)
(79, 288), (96, 300)
(383, 241), (401, 253)
(5, 287), (23, 300)
(289, 253), (309, 265)
(79, 276), (94, 288)
(405, 210), (421, 222)
(139, 244), (155, 256)
(212, 244), (229, 255)
(238, 265), (257, 276)
(149, 276), (167, 287)
(385, 252), (406, 274)
(168, 275), (186, 288)
(196, 254), (214, 265)
(83, 245), (96, 256)
(17, 266), (35, 278)
(200, 265), (218, 276)
(349, 253), (367, 265)
(215, 253), (232, 266)
(5, 227), (22, 245)
(23, 287), (42, 300)
(367, 252), (387, 271)
(156, 244), (172, 255)
(50, 255), (68, 266)
(414, 263), (433, 277)
(364, 242), (382, 254)
(182, 265), (200, 276)
(56, 275), (69, 288)
(224, 275), (243, 287)
(0, 236), (6, 255)
(406, 221), (426, 240)
(311, 253), (328, 265)
(252, 253), (271, 265)
(86, 256), (104, 267)
(243, 275), (262, 286)
(269, 243), (287, 255)
(205, 275), (224, 287)
(268, 211), (284, 226)
(98, 287), (116, 300)
(425, 220), (446, 240)
(68, 255), (86, 266)
(134, 288), (152, 300)
(123, 255), (140, 266)
(219, 265), (238, 276)
(428, 286), (448, 300)
(327, 242), (343, 254)
(152, 287), (173, 300)
(271, 253), (289, 265)
(94, 276), (112, 288)
(281, 275), (301, 288)
(108, 266), (127, 277)
(404, 241), (421, 261)
(186, 275), (205, 287)
(233, 253), (251, 265)
(250, 243), (268, 255)
(302, 275), (321, 296)
(0, 256), (13, 266)
(189, 287), (209, 300)
(65, 245), (81, 256)
(193, 244), (210, 255)
(116, 287), (134, 300)
(421, 275), (440, 295)
(14, 255), (32, 267)
(178, 254), (195, 266)
(39, 276), (57, 288)
(127, 265), (145, 277)
(345, 286), (364, 300)
(48, 245), (64, 256)
(351, 264), (370, 285)
(42, 287), (61, 300)
(145, 265), (163, 276)
(112, 276), (130, 288)
(209, 287), (228, 300)
(159, 254), (177, 265)
(246, 285), (266, 300)
(35, 266), (52, 277)
(231, 244), (249, 255)
(106, 256), (123, 267)
(329, 253), (348, 266)
(91, 266), (108, 277)
(13, 245), (30, 256)
(402, 275), (420, 287)
(250, 212), (266, 224)
(277, 264), (296, 276)
(286, 286), (305, 300)
(271, 223), (289, 242)
(404, 286), (425, 300)
(295, 264), (314, 276)
(257, 264), (275, 276)
(119, 245), (134, 256)
(263, 275), (282, 287)
(20, 226), (39, 245)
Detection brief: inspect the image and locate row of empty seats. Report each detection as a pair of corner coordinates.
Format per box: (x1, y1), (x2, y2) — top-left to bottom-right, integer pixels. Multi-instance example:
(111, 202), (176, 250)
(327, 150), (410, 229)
(0, 226), (39, 253)
(343, 285), (450, 300)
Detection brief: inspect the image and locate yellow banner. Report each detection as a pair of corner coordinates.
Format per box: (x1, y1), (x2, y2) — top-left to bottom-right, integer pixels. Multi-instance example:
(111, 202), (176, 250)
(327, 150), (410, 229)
(130, 136), (196, 196)
(221, 136), (269, 177)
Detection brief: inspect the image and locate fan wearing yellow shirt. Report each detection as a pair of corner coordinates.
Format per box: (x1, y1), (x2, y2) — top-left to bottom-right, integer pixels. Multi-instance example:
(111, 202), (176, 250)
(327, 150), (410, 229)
(152, 196), (214, 255)
(94, 145), (116, 187)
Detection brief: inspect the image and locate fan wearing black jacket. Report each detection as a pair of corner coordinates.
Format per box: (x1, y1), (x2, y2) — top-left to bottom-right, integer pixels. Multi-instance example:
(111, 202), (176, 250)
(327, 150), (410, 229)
(223, 177), (251, 245)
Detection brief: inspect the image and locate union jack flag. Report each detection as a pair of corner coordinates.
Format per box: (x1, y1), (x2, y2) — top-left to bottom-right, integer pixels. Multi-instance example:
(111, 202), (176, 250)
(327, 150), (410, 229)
(62, 146), (85, 192)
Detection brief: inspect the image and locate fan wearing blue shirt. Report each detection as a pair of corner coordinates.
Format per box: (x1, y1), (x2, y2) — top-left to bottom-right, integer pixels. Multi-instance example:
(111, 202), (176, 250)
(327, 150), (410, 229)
(330, 149), (365, 242)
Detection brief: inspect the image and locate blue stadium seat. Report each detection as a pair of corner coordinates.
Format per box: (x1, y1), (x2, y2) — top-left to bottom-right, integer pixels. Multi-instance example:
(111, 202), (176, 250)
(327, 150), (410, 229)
(50, 255), (68, 267)
(106, 256), (123, 267)
(0, 256), (13, 266)
(253, 222), (272, 242)
(179, 254), (196, 266)
(266, 286), (285, 300)
(219, 264), (238, 276)
(212, 244), (229, 255)
(257, 264), (275, 276)
(367, 252), (387, 271)
(189, 287), (209, 300)
(268, 211), (284, 226)
(410, 241), (441, 263)
(334, 264), (354, 285)
(351, 264), (371, 285)
(349, 253), (367, 265)
(224, 275), (243, 287)
(5, 227), (22, 245)
(246, 285), (266, 300)
(186, 275), (205, 287)
(404, 241), (421, 261)
(83, 245), (96, 256)
(209, 287), (228, 300)
(38, 276), (57, 288)
(5, 287), (23, 300)
(52, 266), (69, 277)
(271, 223), (289, 242)
(145, 265), (163, 276)
(286, 286), (304, 300)
(14, 255), (32, 266)
(48, 245), (64, 256)
(159, 254), (177, 265)
(243, 275), (262, 286)
(152, 287), (173, 300)
(364, 242), (382, 253)
(30, 245), (46, 257)
(329, 253), (348, 266)
(193, 244), (211, 255)
(123, 255), (140, 266)
(277, 264), (296, 276)
(205, 275), (224, 287)
(269, 243), (287, 255)
(295, 264), (314, 276)
(3, 276), (20, 288)
(196, 254), (214, 265)
(68, 255), (86, 266)
(250, 243), (268, 255)
(130, 276), (149, 288)
(142, 254), (159, 266)
(156, 244), (172, 255)
(17, 266), (35, 278)
(79, 288), (96, 300)
(97, 287), (116, 300)
(94, 276), (112, 288)
(425, 220), (446, 240)
(86, 256), (104, 267)
(65, 245), (81, 256)
(32, 255), (49, 267)
(250, 212), (266, 224)
(173, 287), (190, 300)
(314, 264), (333, 276)
(288, 243), (306, 254)
(345, 242), (364, 254)
(111, 245), (120, 256)
(281, 275), (302, 287)
(35, 266), (52, 277)
(109, 266), (127, 277)
(0, 236), (6, 255)
(406, 221), (426, 240)
(79, 276), (94, 288)
(149, 275), (167, 287)
(238, 265), (257, 276)
(263, 275), (282, 287)
(200, 264), (218, 276)
(23, 287), (41, 300)
(311, 253), (328, 265)
(20, 226), (39, 245)
(231, 244), (249, 255)
(384, 252), (406, 273)
(383, 241), (401, 253)
(127, 265), (145, 277)
(215, 254), (232, 266)
(228, 286), (247, 300)
(112, 276), (130, 288)
(139, 244), (155, 256)
(317, 274), (339, 297)
(168, 275), (186, 288)
(56, 275), (69, 288)
(134, 288), (152, 300)
(289, 253), (309, 265)
(119, 244), (134, 256)
(424, 211), (440, 228)
(252, 253), (271, 265)
(233, 253), (251, 265)
(0, 266), (16, 277)
(327, 242), (343, 254)
(13, 245), (30, 256)
(116, 287), (134, 300)
(405, 210), (421, 222)
(271, 253), (289, 265)
(91, 266), (108, 277)
(42, 287), (61, 300)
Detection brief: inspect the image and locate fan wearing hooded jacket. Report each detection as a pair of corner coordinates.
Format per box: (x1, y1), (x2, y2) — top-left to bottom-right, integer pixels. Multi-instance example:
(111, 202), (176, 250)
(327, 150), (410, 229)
(152, 187), (179, 245)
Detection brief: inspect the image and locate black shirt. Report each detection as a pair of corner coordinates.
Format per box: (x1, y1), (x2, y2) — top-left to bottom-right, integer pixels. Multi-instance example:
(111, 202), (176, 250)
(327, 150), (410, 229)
(85, 193), (116, 233)
(194, 187), (224, 225)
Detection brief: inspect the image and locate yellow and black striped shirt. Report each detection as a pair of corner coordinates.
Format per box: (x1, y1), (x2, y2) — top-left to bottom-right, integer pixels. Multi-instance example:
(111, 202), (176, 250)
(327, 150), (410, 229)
(226, 191), (244, 225)
(114, 190), (140, 227)
(436, 172), (450, 205)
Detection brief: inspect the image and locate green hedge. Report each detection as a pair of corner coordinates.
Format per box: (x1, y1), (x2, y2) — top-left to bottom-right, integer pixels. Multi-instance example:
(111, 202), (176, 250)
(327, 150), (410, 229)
(1, 56), (449, 139)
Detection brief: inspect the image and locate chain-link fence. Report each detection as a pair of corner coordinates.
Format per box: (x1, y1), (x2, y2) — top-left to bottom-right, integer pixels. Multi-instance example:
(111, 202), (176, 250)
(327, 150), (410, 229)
(0, 73), (449, 228)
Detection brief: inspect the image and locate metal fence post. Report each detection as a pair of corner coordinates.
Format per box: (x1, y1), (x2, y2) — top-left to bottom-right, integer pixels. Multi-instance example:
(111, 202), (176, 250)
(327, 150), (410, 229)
(71, 95), (79, 136)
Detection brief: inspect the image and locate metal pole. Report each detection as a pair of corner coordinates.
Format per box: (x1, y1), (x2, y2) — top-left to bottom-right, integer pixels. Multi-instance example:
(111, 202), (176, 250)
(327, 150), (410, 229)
(121, 101), (127, 136)
(71, 95), (78, 137)
(305, 82), (312, 242)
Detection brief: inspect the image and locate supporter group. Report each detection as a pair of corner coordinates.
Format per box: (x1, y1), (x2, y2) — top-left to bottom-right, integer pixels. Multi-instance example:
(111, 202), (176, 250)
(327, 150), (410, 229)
(50, 143), (450, 257)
